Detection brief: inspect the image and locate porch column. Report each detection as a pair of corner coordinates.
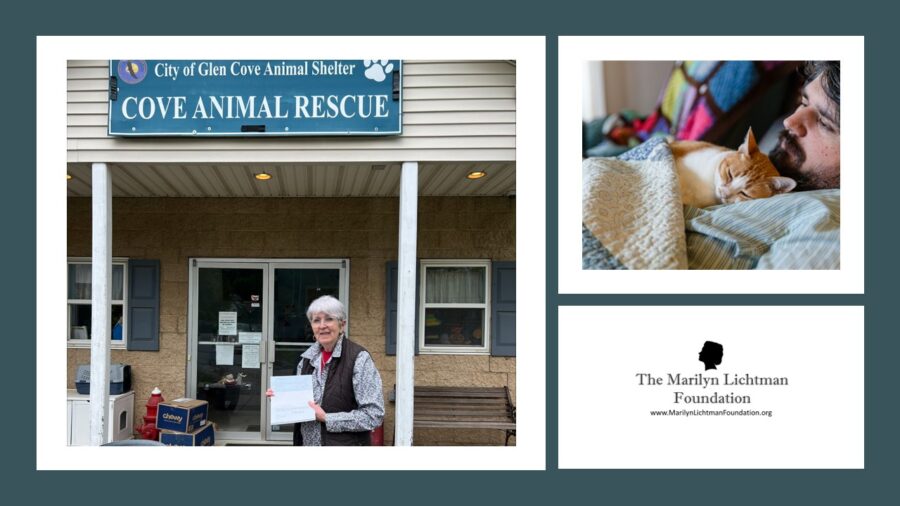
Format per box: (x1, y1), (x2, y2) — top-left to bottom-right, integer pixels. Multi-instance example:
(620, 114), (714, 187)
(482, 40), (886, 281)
(394, 161), (418, 446)
(89, 162), (112, 446)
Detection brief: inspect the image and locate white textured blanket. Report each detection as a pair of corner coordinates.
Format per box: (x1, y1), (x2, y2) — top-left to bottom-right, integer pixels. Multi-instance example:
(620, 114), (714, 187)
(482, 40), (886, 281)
(582, 141), (688, 270)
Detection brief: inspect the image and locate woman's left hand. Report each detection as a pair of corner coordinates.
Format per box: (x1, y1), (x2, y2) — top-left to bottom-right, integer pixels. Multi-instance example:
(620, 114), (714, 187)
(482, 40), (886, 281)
(308, 401), (326, 422)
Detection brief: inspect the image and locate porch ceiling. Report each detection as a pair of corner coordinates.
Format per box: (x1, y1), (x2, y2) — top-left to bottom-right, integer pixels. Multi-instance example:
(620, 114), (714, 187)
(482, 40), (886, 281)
(65, 161), (515, 198)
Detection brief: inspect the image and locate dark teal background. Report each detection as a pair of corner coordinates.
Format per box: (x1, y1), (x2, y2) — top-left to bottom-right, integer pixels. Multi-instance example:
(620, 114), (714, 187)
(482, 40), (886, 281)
(8, 0), (894, 504)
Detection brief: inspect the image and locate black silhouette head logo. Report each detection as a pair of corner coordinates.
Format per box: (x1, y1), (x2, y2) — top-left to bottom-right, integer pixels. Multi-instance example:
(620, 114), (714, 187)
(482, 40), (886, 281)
(699, 341), (724, 371)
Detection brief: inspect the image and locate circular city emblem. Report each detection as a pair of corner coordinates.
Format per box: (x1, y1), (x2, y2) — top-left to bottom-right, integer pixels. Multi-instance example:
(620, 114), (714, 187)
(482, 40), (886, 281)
(117, 60), (148, 84)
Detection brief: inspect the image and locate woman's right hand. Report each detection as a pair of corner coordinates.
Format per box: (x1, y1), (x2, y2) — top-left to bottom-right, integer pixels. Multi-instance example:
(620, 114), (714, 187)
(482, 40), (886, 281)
(266, 388), (275, 398)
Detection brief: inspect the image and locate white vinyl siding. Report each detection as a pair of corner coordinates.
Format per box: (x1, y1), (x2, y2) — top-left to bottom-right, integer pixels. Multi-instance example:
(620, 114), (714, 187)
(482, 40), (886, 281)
(66, 60), (515, 164)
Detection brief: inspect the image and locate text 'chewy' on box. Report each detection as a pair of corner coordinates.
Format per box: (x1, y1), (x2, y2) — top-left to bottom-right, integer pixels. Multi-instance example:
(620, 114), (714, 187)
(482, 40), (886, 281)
(155, 398), (209, 433)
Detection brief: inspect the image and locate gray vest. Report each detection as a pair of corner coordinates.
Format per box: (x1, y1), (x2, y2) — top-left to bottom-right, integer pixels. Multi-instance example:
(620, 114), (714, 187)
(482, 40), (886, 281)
(293, 338), (371, 446)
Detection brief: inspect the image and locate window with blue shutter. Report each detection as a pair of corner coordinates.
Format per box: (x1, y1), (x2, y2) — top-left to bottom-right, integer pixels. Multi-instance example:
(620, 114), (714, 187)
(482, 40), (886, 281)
(419, 260), (492, 355)
(66, 259), (127, 347)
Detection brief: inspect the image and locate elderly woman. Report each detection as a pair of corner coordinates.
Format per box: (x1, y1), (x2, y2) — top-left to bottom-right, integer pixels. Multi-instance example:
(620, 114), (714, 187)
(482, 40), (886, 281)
(270, 295), (384, 446)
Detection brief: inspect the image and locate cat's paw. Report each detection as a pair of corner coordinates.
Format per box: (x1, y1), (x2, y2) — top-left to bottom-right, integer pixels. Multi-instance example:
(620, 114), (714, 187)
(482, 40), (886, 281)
(364, 60), (394, 82)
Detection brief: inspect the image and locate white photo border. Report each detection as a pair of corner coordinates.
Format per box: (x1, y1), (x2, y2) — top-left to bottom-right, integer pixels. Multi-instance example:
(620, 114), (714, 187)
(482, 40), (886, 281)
(559, 36), (864, 294)
(558, 305), (864, 469)
(38, 36), (545, 470)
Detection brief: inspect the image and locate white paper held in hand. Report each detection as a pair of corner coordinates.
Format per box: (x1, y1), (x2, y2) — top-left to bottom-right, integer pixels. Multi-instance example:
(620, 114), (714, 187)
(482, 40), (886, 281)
(269, 375), (316, 425)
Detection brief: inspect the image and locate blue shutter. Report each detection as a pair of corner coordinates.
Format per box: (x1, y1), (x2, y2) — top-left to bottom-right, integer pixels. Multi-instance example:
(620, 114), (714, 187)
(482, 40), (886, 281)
(127, 260), (160, 351)
(491, 262), (516, 357)
(385, 262), (398, 355)
(385, 261), (419, 356)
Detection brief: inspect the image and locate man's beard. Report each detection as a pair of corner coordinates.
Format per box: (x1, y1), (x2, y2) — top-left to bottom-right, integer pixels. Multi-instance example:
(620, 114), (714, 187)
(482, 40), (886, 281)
(769, 129), (839, 191)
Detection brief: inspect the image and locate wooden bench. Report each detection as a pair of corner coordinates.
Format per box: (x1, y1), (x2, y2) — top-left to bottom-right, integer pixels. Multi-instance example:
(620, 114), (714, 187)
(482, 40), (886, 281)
(390, 386), (516, 445)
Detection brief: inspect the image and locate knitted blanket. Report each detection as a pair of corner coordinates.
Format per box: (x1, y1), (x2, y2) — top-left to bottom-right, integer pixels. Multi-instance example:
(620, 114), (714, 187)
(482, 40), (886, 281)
(582, 138), (688, 270)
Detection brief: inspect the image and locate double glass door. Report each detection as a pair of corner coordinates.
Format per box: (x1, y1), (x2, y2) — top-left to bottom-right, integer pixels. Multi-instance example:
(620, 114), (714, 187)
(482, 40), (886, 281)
(189, 259), (347, 441)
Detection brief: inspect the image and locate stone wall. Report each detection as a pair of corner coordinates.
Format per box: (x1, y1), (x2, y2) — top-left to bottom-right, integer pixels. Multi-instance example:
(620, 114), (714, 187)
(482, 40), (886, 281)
(67, 196), (515, 445)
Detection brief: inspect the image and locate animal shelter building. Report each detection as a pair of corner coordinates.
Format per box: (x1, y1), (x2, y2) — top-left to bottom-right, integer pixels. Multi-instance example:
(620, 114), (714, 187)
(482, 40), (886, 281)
(65, 59), (517, 446)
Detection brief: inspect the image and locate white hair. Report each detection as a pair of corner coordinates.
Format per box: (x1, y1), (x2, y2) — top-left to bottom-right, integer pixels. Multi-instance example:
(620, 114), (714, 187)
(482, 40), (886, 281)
(306, 295), (347, 322)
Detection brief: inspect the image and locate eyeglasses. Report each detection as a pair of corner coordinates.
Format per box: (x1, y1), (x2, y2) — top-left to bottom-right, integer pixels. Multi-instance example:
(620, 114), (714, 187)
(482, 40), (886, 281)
(311, 316), (338, 325)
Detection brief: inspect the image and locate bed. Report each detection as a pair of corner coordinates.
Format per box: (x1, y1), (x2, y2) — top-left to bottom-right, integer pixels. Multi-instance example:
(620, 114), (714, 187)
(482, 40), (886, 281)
(582, 138), (840, 270)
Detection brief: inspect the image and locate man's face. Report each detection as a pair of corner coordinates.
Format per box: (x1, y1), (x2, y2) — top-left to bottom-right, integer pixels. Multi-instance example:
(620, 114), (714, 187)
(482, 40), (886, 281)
(769, 75), (840, 190)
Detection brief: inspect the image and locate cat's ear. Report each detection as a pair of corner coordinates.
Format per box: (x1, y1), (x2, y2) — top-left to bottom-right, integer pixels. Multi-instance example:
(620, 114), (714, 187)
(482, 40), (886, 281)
(738, 127), (759, 156)
(769, 176), (797, 194)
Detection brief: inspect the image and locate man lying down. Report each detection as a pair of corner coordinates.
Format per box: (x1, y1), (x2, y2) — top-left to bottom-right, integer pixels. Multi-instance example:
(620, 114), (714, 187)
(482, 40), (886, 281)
(582, 61), (840, 270)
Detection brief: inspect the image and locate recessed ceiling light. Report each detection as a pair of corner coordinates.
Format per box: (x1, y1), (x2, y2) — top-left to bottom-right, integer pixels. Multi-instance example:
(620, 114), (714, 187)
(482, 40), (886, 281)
(254, 172), (273, 181)
(467, 171), (487, 180)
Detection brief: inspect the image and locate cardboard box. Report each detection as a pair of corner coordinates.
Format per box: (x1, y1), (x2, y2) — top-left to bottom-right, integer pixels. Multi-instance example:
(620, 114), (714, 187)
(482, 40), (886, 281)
(159, 422), (215, 447)
(156, 398), (209, 433)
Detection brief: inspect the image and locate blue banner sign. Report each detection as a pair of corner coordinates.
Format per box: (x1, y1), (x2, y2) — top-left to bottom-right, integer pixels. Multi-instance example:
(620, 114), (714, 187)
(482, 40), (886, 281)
(108, 60), (402, 136)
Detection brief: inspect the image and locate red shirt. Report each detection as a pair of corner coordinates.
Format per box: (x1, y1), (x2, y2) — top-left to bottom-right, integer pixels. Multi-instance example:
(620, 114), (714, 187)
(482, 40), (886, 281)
(321, 349), (333, 372)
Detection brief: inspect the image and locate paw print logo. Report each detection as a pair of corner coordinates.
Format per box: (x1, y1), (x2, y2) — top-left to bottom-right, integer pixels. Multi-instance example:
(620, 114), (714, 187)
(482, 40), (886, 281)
(364, 60), (394, 83)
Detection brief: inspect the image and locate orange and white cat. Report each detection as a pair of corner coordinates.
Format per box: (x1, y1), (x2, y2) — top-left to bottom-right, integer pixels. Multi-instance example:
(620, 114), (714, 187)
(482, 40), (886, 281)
(670, 128), (796, 208)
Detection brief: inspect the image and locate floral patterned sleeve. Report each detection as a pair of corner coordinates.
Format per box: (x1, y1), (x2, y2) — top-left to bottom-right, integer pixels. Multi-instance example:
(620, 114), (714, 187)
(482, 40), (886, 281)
(323, 351), (385, 432)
